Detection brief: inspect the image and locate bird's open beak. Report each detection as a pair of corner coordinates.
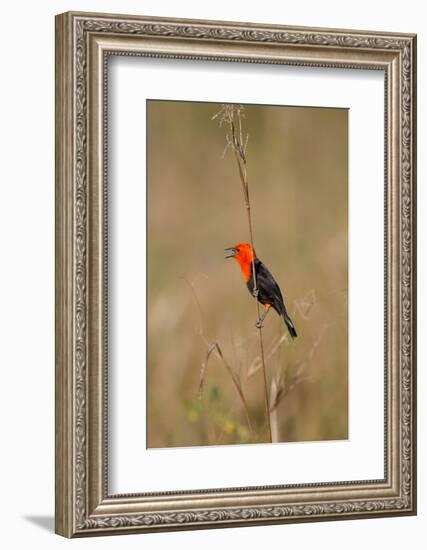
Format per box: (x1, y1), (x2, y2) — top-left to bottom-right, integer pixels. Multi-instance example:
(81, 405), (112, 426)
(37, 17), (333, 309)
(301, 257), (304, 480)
(224, 247), (237, 259)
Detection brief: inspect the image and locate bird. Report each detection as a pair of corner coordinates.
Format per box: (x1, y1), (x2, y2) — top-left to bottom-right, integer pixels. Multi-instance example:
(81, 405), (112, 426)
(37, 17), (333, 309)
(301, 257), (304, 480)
(225, 243), (297, 338)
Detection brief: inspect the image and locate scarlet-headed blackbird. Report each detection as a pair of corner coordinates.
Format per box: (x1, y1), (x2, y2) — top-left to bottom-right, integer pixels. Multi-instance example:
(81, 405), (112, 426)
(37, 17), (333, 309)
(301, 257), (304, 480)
(225, 242), (297, 338)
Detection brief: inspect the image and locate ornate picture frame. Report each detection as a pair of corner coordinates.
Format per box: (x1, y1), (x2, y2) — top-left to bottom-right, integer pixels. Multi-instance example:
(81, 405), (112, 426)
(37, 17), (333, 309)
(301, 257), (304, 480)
(55, 11), (417, 537)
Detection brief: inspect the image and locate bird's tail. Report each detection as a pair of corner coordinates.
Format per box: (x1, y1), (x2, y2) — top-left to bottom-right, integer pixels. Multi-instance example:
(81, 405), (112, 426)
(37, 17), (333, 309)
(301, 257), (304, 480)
(283, 313), (297, 338)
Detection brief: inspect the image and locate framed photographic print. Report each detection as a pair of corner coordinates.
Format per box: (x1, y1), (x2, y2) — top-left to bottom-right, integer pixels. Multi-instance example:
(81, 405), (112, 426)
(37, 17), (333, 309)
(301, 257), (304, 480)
(55, 11), (417, 537)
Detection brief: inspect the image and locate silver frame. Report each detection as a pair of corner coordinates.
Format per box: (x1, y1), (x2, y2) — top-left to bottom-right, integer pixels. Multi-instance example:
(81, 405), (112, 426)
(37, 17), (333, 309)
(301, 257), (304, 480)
(55, 11), (417, 537)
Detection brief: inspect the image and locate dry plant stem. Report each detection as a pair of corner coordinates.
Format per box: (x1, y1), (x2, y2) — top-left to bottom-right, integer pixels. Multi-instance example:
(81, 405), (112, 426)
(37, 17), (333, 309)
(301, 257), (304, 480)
(184, 277), (254, 441)
(269, 378), (280, 443)
(227, 108), (273, 444)
(203, 341), (254, 442)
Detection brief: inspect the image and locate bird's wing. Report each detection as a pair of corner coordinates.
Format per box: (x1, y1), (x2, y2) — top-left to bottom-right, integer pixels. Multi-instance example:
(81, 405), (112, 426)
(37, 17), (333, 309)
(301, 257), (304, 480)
(256, 261), (285, 308)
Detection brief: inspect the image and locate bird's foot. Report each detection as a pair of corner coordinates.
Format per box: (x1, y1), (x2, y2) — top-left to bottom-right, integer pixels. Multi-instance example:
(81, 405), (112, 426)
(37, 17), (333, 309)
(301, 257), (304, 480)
(256, 320), (263, 329)
(252, 289), (259, 298)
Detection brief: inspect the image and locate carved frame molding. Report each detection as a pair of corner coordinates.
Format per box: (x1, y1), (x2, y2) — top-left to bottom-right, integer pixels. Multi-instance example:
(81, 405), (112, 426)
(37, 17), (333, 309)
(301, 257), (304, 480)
(55, 12), (416, 537)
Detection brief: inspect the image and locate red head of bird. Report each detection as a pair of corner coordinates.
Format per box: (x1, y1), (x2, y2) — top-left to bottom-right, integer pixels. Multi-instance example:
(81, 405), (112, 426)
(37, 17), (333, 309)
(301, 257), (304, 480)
(225, 242), (256, 281)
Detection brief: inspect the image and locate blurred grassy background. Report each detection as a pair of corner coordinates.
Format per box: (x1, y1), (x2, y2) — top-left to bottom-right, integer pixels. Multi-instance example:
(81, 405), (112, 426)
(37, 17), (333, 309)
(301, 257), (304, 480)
(147, 100), (348, 448)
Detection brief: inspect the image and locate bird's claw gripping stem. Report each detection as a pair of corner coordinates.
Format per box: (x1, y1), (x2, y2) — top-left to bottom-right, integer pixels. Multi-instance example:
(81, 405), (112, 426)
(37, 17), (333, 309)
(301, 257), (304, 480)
(252, 288), (259, 298)
(255, 305), (270, 329)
